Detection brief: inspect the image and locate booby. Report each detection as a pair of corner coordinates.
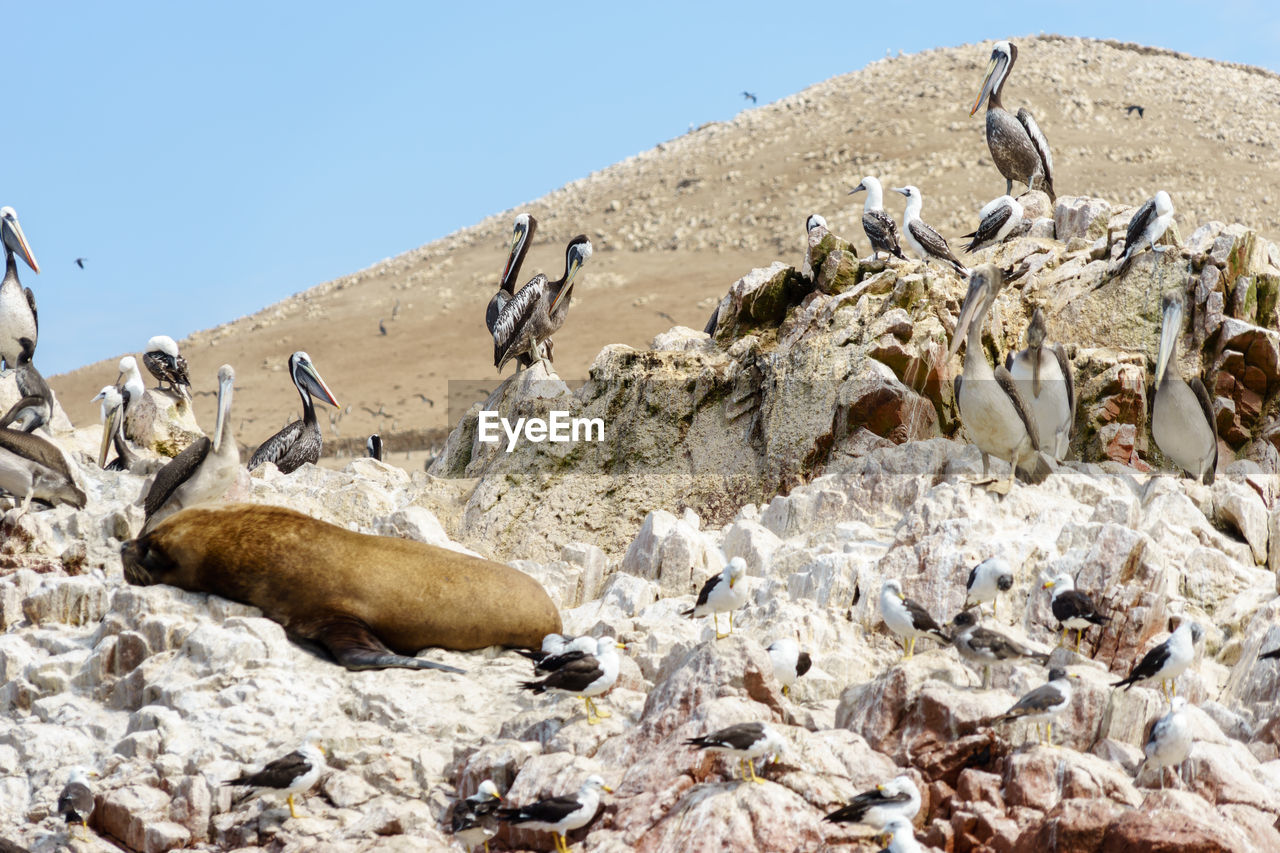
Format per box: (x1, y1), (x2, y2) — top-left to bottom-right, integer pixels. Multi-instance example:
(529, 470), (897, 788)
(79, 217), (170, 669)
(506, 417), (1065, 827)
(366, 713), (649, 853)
(994, 667), (1078, 745)
(450, 779), (504, 853)
(520, 635), (624, 725)
(1005, 308), (1075, 460)
(893, 186), (967, 277)
(1115, 191), (1174, 277)
(682, 557), (749, 639)
(493, 235), (591, 373)
(366, 433), (383, 461)
(962, 195), (1024, 252)
(823, 774), (921, 832)
(248, 352), (339, 474)
(1113, 621), (1202, 699)
(56, 767), (98, 840)
(142, 365), (238, 531)
(0, 428), (86, 510)
(0, 206), (39, 372)
(487, 214), (551, 368)
(949, 265), (1051, 493)
(970, 41), (1055, 199)
(142, 335), (191, 397)
(964, 557), (1014, 618)
(497, 775), (611, 853)
(849, 177), (906, 262)
(223, 733), (326, 820)
(1138, 697), (1192, 790)
(767, 637), (812, 696)
(684, 722), (785, 784)
(1151, 293), (1217, 484)
(950, 609), (1048, 689)
(1043, 573), (1108, 651)
(116, 356), (146, 416)
(0, 338), (52, 432)
(92, 386), (138, 472)
(880, 579), (949, 659)
(879, 817), (924, 853)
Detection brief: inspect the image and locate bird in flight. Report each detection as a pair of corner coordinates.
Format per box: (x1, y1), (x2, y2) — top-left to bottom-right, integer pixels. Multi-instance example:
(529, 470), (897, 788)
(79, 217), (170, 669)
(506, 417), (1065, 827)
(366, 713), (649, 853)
(1124, 105), (1145, 118)
(741, 91), (757, 104)
(75, 258), (87, 269)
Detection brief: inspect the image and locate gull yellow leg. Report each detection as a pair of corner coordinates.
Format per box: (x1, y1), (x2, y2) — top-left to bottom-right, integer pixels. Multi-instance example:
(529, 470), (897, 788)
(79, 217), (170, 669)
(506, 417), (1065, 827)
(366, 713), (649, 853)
(589, 696), (610, 719)
(747, 759), (763, 784)
(782, 684), (790, 697)
(728, 611), (735, 636)
(714, 613), (727, 640)
(1045, 722), (1053, 746)
(1170, 679), (1177, 698)
(584, 696), (604, 725)
(1059, 627), (1068, 648)
(993, 598), (998, 620)
(484, 842), (491, 853)
(288, 794), (300, 819)
(1074, 629), (1083, 653)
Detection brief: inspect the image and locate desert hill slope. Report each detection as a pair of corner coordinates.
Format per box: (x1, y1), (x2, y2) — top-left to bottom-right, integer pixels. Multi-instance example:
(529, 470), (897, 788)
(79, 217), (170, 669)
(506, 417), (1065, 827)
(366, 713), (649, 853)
(51, 35), (1280, 455)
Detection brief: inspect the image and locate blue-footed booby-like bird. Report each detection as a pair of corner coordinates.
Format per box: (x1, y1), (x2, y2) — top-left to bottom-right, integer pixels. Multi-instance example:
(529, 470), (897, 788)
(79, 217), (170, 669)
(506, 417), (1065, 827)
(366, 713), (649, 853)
(1151, 292), (1217, 484)
(949, 265), (1051, 493)
(0, 338), (52, 432)
(849, 177), (905, 262)
(0, 427), (86, 510)
(493, 235), (591, 373)
(963, 195), (1024, 252)
(893, 186), (967, 277)
(1115, 191), (1174, 277)
(0, 207), (40, 372)
(248, 352), (339, 474)
(143, 335), (191, 398)
(971, 41), (1055, 200)
(487, 214), (551, 368)
(1005, 308), (1074, 460)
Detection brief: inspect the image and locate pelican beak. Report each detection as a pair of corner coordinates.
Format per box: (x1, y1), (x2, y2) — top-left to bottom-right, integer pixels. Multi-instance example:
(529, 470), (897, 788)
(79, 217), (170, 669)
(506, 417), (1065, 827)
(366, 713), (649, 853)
(500, 223), (525, 285)
(848, 181), (866, 196)
(948, 272), (990, 360)
(300, 359), (340, 407)
(2, 214), (39, 274)
(98, 404), (118, 469)
(213, 370), (235, 453)
(971, 55), (1000, 116)
(548, 256), (583, 316)
(1155, 297), (1183, 386)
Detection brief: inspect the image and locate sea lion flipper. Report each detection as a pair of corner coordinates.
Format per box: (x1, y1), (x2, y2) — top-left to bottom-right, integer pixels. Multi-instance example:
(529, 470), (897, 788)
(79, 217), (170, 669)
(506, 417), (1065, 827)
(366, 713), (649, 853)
(319, 616), (466, 674)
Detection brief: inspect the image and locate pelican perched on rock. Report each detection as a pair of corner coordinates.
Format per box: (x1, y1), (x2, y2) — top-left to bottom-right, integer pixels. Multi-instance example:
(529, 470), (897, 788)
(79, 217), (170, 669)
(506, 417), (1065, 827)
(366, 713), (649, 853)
(143, 365), (238, 531)
(0, 427), (86, 510)
(949, 265), (1051, 493)
(248, 352), (339, 474)
(849, 176), (905, 261)
(116, 356), (145, 417)
(1115, 191), (1175, 277)
(143, 335), (191, 398)
(1005, 308), (1074, 460)
(0, 338), (52, 432)
(487, 214), (550, 368)
(893, 186), (967, 277)
(93, 386), (138, 472)
(0, 207), (40, 372)
(493, 235), (591, 373)
(971, 40), (1055, 199)
(963, 195), (1023, 252)
(1151, 293), (1217, 484)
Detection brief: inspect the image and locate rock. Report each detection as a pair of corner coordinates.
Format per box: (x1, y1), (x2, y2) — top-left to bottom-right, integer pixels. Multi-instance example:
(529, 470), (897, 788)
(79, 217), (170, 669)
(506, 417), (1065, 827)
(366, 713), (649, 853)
(123, 389), (203, 458)
(1055, 195), (1112, 243)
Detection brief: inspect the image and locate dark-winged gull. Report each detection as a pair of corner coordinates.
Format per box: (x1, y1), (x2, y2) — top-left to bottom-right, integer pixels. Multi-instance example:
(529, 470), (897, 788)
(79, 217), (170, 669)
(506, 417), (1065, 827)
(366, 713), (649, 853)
(1113, 622), (1202, 699)
(683, 557), (748, 639)
(520, 636), (624, 725)
(1137, 696), (1192, 790)
(684, 722), (785, 784)
(497, 775), (611, 853)
(1043, 573), (1108, 651)
(994, 667), (1078, 745)
(964, 557), (1014, 618)
(880, 579), (949, 659)
(950, 609), (1049, 689)
(450, 778), (503, 853)
(767, 637), (812, 696)
(223, 733), (326, 819)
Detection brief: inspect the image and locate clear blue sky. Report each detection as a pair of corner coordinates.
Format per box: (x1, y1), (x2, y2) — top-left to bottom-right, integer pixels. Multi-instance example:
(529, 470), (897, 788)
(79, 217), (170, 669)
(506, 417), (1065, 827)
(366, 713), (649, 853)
(8, 1), (1278, 376)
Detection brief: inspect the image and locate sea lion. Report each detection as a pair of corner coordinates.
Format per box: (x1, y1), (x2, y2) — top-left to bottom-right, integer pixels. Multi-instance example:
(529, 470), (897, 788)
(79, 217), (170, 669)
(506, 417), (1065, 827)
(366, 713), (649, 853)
(120, 503), (562, 672)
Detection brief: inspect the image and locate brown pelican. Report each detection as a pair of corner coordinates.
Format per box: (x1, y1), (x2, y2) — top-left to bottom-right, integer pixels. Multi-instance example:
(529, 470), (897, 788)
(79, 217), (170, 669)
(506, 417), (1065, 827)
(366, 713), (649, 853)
(142, 335), (191, 397)
(142, 365), (238, 530)
(248, 352), (339, 474)
(962, 195), (1024, 253)
(949, 265), (1051, 493)
(487, 214), (550, 368)
(970, 41), (1055, 200)
(493, 235), (591, 373)
(1115, 191), (1174, 277)
(0, 427), (86, 511)
(848, 176), (906, 261)
(92, 385), (138, 472)
(0, 207), (40, 371)
(366, 433), (383, 461)
(893, 186), (967, 277)
(0, 338), (52, 432)
(116, 356), (146, 416)
(1005, 308), (1074, 460)
(1151, 293), (1217, 484)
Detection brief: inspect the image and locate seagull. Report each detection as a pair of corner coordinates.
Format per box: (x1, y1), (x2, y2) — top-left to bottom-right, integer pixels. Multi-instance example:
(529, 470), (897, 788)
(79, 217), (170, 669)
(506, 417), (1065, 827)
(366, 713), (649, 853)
(57, 767), (99, 840)
(450, 779), (503, 853)
(1043, 574), (1109, 651)
(880, 579), (950, 659)
(848, 176), (906, 262)
(742, 91), (757, 104)
(1124, 105), (1145, 118)
(1112, 622), (1202, 699)
(823, 774), (921, 840)
(962, 195), (1023, 253)
(513, 632), (570, 664)
(519, 636), (625, 725)
(893, 185), (967, 278)
(879, 817), (924, 853)
(964, 557), (1014, 618)
(74, 257), (87, 269)
(1137, 697), (1192, 790)
(532, 635), (599, 673)
(949, 609), (1049, 689)
(1114, 190), (1174, 277)
(766, 638), (812, 696)
(497, 775), (611, 853)
(682, 557), (749, 639)
(683, 722), (785, 784)
(223, 733), (326, 819)
(994, 667), (1078, 745)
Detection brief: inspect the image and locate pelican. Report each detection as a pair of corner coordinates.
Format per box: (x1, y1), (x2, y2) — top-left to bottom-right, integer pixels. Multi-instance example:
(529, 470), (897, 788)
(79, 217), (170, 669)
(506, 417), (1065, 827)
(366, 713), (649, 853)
(971, 41), (1055, 199)
(142, 335), (191, 398)
(1151, 293), (1217, 484)
(1005, 308), (1074, 460)
(493, 235), (591, 373)
(893, 186), (967, 277)
(116, 356), (145, 416)
(487, 214), (550, 369)
(962, 195), (1024, 253)
(949, 265), (1051, 493)
(0, 427), (86, 511)
(143, 365), (238, 530)
(92, 385), (138, 472)
(0, 338), (52, 432)
(248, 352), (339, 474)
(0, 207), (40, 371)
(848, 176), (905, 261)
(1115, 191), (1174, 277)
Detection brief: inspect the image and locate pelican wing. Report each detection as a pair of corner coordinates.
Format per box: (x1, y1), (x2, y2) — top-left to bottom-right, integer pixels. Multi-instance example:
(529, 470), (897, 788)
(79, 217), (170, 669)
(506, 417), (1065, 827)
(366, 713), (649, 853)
(0, 427), (73, 480)
(1016, 108), (1054, 198)
(994, 365), (1041, 452)
(25, 288), (37, 335)
(1188, 375), (1219, 484)
(248, 420), (304, 471)
(144, 436), (212, 518)
(1052, 342), (1076, 427)
(0, 395), (46, 431)
(493, 274), (548, 369)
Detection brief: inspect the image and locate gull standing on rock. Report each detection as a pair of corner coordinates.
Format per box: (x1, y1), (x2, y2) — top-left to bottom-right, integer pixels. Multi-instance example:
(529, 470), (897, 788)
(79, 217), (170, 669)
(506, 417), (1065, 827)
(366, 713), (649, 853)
(880, 580), (950, 660)
(497, 775), (612, 853)
(1113, 621), (1202, 699)
(0, 206), (40, 372)
(519, 635), (624, 725)
(1150, 292), (1217, 484)
(964, 556), (1014, 618)
(878, 817), (924, 853)
(950, 609), (1049, 689)
(684, 722), (785, 784)
(1005, 308), (1075, 460)
(893, 186), (967, 278)
(683, 557), (749, 639)
(767, 637), (812, 696)
(450, 779), (504, 853)
(57, 767), (98, 840)
(531, 635), (599, 673)
(962, 195), (1024, 252)
(848, 177), (905, 261)
(970, 40), (1055, 199)
(224, 733), (326, 819)
(1115, 190), (1174, 277)
(142, 335), (191, 397)
(823, 774), (921, 839)
(994, 667), (1078, 746)
(1138, 696), (1193, 790)
(1043, 573), (1108, 651)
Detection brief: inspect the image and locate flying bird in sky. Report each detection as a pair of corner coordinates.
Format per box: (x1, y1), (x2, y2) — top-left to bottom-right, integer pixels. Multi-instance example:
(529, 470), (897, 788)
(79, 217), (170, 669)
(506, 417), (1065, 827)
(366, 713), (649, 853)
(74, 257), (87, 269)
(741, 91), (757, 104)
(1125, 105), (1145, 118)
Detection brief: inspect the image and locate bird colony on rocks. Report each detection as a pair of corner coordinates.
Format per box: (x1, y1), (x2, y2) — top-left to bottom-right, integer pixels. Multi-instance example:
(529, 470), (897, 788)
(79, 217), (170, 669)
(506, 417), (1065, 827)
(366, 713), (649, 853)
(2, 37), (1280, 853)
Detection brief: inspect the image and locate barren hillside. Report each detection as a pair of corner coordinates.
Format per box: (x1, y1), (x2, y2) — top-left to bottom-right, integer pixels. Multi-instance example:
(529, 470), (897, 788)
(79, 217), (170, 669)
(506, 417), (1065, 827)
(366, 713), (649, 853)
(51, 35), (1280, 462)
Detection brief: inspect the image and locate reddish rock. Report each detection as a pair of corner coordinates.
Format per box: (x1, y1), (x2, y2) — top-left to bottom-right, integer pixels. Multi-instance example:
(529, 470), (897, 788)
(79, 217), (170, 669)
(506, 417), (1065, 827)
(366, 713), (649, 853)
(1013, 797), (1126, 853)
(955, 768), (1005, 811)
(838, 362), (939, 444)
(1100, 809), (1232, 852)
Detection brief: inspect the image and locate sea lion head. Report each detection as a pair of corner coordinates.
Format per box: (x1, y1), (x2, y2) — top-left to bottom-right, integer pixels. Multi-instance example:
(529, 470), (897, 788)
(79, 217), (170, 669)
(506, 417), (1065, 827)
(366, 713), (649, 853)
(120, 532), (177, 587)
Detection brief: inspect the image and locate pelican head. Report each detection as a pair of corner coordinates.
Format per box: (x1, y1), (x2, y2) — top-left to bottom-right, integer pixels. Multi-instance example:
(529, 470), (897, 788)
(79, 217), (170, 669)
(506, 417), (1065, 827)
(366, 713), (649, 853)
(948, 264), (1004, 360)
(0, 207), (39, 273)
(92, 385), (124, 468)
(501, 213), (538, 287)
(289, 351), (339, 409)
(1155, 292), (1185, 386)
(549, 235), (592, 315)
(1027, 307), (1047, 394)
(971, 40), (1015, 116)
(213, 364), (235, 453)
(806, 214), (827, 233)
(1154, 190), (1173, 217)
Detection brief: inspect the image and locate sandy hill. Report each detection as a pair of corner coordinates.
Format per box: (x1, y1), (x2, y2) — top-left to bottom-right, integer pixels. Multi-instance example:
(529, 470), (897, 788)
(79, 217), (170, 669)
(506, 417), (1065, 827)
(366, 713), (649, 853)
(50, 35), (1280, 463)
